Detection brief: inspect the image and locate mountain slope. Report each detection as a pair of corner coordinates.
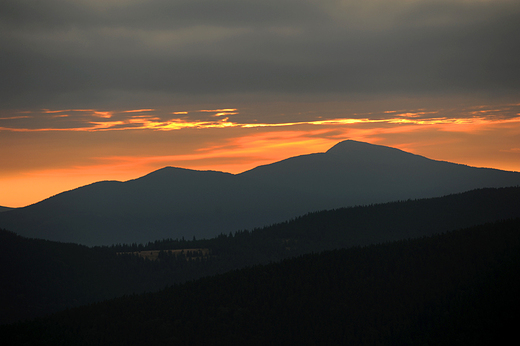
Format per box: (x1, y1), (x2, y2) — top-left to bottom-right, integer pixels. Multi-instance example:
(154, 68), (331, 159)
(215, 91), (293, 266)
(241, 140), (520, 206)
(1, 140), (519, 245)
(0, 168), (312, 245)
(2, 187), (520, 324)
(4, 218), (519, 345)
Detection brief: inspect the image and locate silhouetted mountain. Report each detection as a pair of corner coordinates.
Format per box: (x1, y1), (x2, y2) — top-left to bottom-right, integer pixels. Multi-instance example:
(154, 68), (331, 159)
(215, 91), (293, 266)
(1, 140), (519, 245)
(0, 168), (308, 245)
(241, 140), (520, 206)
(2, 187), (520, 324)
(3, 218), (519, 345)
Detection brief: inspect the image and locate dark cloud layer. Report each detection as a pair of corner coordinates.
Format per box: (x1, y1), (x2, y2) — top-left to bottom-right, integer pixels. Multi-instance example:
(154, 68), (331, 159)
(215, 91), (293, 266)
(1, 0), (519, 109)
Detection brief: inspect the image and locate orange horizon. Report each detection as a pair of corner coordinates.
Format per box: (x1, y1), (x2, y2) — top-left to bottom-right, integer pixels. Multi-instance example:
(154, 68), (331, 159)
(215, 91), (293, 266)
(2, 103), (520, 208)
(1, 135), (519, 208)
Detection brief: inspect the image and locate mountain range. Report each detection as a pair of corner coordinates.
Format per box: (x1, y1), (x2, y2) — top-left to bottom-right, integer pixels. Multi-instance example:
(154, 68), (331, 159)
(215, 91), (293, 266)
(2, 187), (520, 325)
(1, 140), (519, 246)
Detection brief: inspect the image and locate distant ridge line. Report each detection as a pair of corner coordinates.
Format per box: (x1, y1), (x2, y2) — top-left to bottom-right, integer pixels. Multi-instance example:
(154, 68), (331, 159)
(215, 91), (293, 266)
(1, 140), (520, 246)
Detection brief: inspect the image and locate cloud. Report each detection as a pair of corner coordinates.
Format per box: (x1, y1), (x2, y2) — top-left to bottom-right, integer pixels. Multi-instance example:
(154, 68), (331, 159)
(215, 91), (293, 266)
(1, 0), (519, 109)
(2, 102), (519, 133)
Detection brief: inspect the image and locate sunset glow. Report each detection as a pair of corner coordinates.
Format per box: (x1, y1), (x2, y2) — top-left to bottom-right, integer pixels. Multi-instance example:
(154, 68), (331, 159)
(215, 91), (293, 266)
(1, 0), (519, 208)
(1, 102), (519, 207)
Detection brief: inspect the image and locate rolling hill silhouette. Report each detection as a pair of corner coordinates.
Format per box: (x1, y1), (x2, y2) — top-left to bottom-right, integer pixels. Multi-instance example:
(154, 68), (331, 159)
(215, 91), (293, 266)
(2, 188), (520, 325)
(1, 140), (519, 245)
(3, 218), (520, 344)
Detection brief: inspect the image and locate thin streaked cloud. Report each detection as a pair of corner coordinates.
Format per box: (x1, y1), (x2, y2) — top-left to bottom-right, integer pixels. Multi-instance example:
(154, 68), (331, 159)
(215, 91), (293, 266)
(1, 103), (519, 132)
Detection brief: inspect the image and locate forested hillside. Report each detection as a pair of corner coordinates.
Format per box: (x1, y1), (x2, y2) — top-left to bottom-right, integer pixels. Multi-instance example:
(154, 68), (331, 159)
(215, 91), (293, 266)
(3, 218), (519, 345)
(1, 187), (520, 324)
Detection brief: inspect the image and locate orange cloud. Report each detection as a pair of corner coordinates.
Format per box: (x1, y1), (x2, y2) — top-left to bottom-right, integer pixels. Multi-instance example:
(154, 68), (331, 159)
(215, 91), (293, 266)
(2, 104), (520, 134)
(2, 114), (520, 139)
(92, 111), (113, 118)
(42, 109), (70, 113)
(213, 112), (239, 117)
(0, 116), (31, 120)
(2, 113), (520, 138)
(123, 109), (155, 113)
(198, 109), (238, 112)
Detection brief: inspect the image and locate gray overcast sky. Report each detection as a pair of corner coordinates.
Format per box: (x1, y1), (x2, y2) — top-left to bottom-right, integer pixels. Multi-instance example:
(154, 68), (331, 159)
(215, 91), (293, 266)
(1, 0), (519, 110)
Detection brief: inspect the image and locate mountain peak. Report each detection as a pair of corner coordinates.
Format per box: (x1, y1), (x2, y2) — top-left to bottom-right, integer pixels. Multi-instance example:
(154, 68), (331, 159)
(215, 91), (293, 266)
(326, 140), (371, 153)
(325, 140), (405, 156)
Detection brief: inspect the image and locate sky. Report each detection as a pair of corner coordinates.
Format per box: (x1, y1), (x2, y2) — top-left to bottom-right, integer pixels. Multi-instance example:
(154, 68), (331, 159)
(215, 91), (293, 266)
(1, 0), (519, 207)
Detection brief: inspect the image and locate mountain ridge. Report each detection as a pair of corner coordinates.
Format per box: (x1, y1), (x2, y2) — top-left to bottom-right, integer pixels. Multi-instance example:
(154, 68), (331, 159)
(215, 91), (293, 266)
(3, 217), (519, 343)
(239, 140), (520, 203)
(2, 187), (520, 324)
(1, 140), (520, 245)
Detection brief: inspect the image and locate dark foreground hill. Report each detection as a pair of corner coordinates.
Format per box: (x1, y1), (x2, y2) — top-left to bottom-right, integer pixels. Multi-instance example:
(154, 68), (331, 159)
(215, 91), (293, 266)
(2, 187), (520, 325)
(3, 218), (519, 345)
(1, 140), (520, 245)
